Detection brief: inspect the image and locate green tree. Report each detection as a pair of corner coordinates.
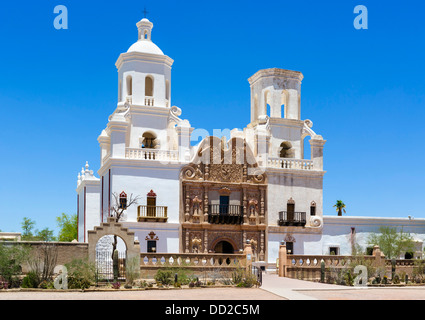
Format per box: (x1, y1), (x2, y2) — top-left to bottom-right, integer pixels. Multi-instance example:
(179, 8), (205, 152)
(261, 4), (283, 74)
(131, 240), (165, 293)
(56, 213), (78, 242)
(35, 228), (56, 242)
(333, 200), (346, 216)
(21, 217), (36, 240)
(21, 217), (56, 241)
(367, 226), (416, 259)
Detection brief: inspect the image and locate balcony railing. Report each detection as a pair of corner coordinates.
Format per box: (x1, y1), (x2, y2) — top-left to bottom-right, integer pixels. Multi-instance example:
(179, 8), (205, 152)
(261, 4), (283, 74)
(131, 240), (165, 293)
(268, 157), (314, 170)
(278, 211), (306, 227)
(125, 148), (179, 161)
(144, 97), (154, 106)
(137, 205), (168, 222)
(208, 205), (243, 225)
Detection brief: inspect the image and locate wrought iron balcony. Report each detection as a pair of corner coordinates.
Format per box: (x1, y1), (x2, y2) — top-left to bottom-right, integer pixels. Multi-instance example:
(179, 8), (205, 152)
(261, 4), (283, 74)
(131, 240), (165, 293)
(137, 205), (168, 222)
(208, 204), (243, 225)
(277, 211), (306, 227)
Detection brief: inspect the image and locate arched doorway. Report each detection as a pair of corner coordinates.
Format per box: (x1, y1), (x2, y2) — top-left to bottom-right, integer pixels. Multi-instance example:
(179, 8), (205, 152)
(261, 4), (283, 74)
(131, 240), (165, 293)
(214, 240), (234, 254)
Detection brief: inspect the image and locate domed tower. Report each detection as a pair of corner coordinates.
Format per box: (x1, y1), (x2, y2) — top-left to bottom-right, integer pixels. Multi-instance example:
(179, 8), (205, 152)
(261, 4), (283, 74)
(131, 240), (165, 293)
(115, 18), (173, 108)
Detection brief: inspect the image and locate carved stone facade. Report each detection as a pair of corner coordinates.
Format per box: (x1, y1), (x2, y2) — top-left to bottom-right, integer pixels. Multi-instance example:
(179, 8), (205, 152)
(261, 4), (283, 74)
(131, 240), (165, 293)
(180, 136), (267, 261)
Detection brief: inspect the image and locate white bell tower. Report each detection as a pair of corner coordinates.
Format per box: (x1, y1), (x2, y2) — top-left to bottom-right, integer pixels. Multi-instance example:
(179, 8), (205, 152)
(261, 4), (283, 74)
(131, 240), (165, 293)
(115, 17), (173, 108)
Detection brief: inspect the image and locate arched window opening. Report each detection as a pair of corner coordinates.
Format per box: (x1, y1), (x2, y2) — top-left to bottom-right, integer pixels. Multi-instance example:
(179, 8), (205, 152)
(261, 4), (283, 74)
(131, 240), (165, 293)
(279, 141), (294, 158)
(119, 191), (127, 209)
(145, 76), (154, 97)
(310, 201), (316, 216)
(126, 75), (132, 96)
(141, 132), (158, 149)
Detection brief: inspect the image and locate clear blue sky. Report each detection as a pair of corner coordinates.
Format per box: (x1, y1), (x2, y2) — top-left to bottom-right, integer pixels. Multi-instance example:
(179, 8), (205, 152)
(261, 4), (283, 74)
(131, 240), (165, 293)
(1, 0), (425, 234)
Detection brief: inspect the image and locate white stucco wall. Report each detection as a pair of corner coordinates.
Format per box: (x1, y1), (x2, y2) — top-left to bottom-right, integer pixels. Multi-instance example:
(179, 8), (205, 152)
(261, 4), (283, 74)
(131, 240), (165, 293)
(108, 164), (182, 223)
(266, 171), (323, 226)
(123, 221), (180, 253)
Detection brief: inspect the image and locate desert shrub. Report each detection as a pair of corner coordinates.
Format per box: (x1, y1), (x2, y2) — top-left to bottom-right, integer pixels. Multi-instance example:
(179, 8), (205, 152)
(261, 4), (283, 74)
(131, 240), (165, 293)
(393, 274), (400, 284)
(189, 276), (202, 287)
(125, 257), (140, 287)
(38, 280), (54, 289)
(134, 279), (148, 288)
(154, 269), (173, 286)
(112, 282), (121, 289)
(21, 271), (40, 288)
(65, 259), (96, 289)
(412, 260), (425, 281)
(231, 268), (257, 288)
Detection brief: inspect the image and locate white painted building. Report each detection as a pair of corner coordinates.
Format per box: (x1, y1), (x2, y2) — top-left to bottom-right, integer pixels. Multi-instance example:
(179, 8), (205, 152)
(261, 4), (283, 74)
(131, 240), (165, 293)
(76, 17), (425, 263)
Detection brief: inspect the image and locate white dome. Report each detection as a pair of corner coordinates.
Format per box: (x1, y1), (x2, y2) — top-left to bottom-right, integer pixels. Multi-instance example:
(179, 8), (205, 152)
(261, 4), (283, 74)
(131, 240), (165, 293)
(127, 40), (164, 55)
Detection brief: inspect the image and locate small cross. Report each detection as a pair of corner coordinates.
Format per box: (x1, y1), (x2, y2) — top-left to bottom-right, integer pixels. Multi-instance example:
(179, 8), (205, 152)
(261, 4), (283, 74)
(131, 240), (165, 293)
(143, 7), (149, 18)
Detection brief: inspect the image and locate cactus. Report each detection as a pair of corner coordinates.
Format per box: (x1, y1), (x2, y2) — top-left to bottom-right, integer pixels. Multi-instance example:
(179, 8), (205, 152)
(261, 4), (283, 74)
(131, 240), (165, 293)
(113, 249), (119, 282)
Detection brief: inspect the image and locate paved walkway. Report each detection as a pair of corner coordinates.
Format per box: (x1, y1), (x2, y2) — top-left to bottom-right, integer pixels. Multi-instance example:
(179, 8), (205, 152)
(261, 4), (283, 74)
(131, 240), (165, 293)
(2, 274), (425, 300)
(260, 273), (347, 300)
(0, 287), (285, 300)
(260, 273), (425, 300)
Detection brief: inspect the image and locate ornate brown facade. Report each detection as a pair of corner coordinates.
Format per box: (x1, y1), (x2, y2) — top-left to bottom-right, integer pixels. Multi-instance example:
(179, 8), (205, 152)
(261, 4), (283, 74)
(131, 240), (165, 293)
(180, 136), (267, 261)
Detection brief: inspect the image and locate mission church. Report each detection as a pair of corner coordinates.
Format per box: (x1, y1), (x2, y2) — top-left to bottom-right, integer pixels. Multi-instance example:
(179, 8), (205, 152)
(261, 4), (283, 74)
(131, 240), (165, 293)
(76, 16), (425, 263)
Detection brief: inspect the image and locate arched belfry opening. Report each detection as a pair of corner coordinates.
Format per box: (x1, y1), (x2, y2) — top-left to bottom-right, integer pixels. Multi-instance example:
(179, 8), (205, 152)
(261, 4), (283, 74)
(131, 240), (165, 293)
(141, 132), (158, 149)
(264, 90), (271, 117)
(279, 141), (294, 158)
(145, 76), (154, 97)
(126, 75), (133, 97)
(248, 68), (304, 123)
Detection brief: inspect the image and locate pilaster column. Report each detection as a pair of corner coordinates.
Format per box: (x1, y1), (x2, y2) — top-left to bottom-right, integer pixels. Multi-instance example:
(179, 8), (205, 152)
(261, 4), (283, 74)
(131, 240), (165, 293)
(204, 230), (208, 253)
(203, 184), (209, 223)
(259, 188), (265, 225)
(185, 229), (190, 253)
(310, 138), (326, 171)
(242, 187), (248, 225)
(184, 186), (190, 222)
(260, 231), (265, 261)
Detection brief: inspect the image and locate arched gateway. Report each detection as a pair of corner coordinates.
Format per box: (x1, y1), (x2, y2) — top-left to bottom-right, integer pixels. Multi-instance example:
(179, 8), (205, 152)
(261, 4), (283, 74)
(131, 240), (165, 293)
(87, 217), (140, 263)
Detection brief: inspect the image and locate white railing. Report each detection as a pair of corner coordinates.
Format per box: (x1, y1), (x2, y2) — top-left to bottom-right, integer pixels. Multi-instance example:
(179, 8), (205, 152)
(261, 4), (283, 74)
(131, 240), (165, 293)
(144, 97), (154, 106)
(267, 157), (314, 170)
(125, 148), (179, 161)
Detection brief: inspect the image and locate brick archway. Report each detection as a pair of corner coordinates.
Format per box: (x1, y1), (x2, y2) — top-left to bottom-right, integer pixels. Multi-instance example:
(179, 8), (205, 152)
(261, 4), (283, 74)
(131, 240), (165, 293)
(87, 217), (140, 263)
